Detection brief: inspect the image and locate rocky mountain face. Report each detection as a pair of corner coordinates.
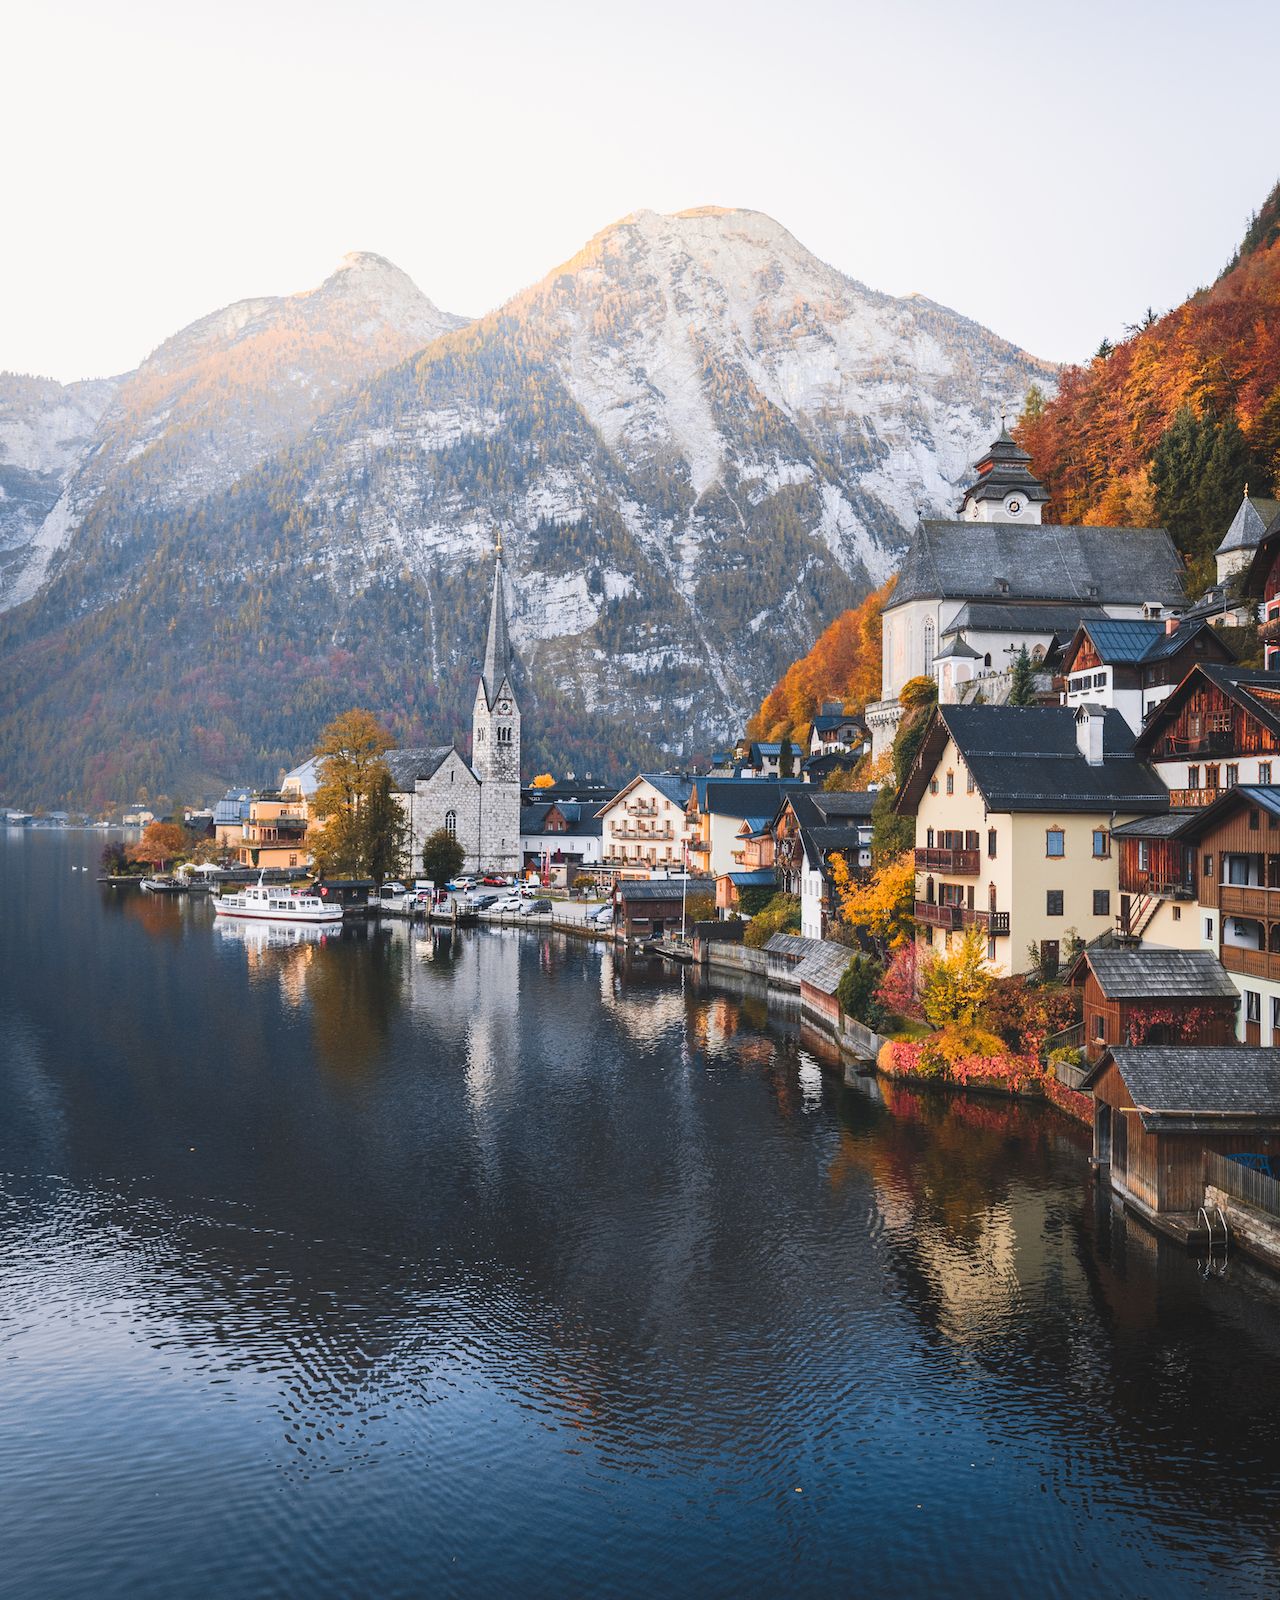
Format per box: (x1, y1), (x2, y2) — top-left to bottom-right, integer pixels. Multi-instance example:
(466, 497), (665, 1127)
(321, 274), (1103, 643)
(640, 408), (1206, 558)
(0, 210), (1055, 806)
(0, 253), (465, 611)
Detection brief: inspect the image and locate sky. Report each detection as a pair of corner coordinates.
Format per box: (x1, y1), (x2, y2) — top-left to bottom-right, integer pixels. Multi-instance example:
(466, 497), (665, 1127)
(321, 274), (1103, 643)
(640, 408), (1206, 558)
(5, 0), (1279, 382)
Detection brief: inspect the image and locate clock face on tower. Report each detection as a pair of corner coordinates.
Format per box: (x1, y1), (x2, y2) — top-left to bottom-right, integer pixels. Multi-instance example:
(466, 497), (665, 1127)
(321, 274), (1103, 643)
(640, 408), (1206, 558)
(1005, 497), (1023, 517)
(499, 700), (510, 714)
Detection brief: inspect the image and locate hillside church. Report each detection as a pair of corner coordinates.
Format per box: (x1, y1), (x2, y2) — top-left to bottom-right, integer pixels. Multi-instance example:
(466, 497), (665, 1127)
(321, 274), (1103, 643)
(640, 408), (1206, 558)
(386, 555), (522, 875)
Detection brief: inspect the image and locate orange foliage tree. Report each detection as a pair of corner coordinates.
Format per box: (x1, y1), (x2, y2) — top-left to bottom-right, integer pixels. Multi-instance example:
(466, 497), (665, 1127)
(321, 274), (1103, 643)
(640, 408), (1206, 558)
(129, 821), (191, 870)
(747, 575), (895, 744)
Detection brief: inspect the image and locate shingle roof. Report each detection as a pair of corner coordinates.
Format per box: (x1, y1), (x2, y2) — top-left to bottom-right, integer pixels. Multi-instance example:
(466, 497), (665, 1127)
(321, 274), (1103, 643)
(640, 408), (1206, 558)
(810, 791), (877, 819)
(944, 601), (1110, 635)
(935, 635), (981, 660)
(386, 746), (458, 791)
(794, 942), (853, 995)
(810, 713), (864, 732)
(1085, 1047), (1280, 1131)
(891, 522), (1185, 609)
(764, 933), (826, 961)
(617, 879), (687, 901)
(703, 779), (805, 819)
(1110, 811), (1200, 839)
(1076, 948), (1238, 1001)
(899, 705), (1169, 814)
(1215, 495), (1280, 556)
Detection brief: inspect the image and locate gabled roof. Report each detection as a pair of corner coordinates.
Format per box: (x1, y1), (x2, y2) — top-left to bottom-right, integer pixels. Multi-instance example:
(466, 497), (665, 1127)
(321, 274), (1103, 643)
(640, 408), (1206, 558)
(809, 791), (877, 819)
(1176, 784), (1280, 841)
(282, 756), (323, 796)
(702, 779), (806, 820)
(1216, 494), (1280, 557)
(1062, 618), (1232, 673)
(617, 879), (687, 901)
(942, 601), (1110, 635)
(599, 773), (694, 816)
(800, 826), (869, 869)
(1110, 811), (1201, 839)
(809, 712), (865, 733)
(1134, 664), (1280, 757)
(1083, 1047), (1280, 1132)
(793, 941), (852, 995)
(386, 746), (461, 792)
(897, 705), (1169, 815)
(891, 521), (1185, 609)
(1069, 947), (1238, 1001)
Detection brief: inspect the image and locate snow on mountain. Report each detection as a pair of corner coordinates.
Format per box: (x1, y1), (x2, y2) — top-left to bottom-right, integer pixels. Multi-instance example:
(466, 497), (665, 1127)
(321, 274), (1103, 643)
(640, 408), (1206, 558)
(0, 254), (466, 611)
(0, 209), (1056, 803)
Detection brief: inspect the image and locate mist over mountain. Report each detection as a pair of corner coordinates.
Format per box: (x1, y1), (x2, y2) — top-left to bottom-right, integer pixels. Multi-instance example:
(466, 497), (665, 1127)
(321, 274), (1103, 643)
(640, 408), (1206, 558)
(0, 209), (1054, 806)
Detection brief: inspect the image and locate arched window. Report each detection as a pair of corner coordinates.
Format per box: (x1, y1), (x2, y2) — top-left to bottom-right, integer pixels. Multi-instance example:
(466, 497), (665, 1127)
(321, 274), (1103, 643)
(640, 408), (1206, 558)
(923, 618), (935, 676)
(445, 810), (457, 838)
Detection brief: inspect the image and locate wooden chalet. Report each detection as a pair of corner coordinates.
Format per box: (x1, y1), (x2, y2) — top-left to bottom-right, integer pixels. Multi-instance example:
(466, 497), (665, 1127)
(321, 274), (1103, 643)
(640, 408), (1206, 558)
(1084, 1046), (1280, 1217)
(1059, 617), (1233, 733)
(1243, 515), (1280, 670)
(1067, 948), (1238, 1064)
(1132, 664), (1280, 806)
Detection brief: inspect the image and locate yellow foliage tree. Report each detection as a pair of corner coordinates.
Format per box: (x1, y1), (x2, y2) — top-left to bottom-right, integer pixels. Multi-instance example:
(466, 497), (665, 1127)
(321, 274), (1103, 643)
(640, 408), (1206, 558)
(830, 848), (916, 958)
(532, 773), (556, 788)
(920, 927), (993, 1027)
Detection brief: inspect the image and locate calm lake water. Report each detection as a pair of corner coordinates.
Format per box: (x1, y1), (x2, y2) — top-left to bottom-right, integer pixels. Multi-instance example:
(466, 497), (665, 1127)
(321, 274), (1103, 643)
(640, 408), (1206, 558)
(3, 830), (1280, 1597)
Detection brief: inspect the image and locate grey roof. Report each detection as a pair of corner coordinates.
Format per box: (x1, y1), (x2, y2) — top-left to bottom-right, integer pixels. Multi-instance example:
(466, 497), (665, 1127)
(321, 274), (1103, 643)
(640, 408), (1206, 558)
(1110, 811), (1200, 839)
(727, 868), (777, 887)
(386, 746), (457, 791)
(810, 712), (865, 732)
(794, 942), (853, 995)
(521, 800), (602, 837)
(900, 704), (1169, 814)
(957, 430), (1051, 512)
(282, 756), (323, 796)
(1087, 1047), (1280, 1131)
(703, 779), (805, 820)
(764, 933), (826, 960)
(1077, 948), (1238, 1001)
(1136, 664), (1280, 755)
(892, 522), (1185, 609)
(617, 879), (687, 901)
(1215, 495), (1280, 557)
(943, 601), (1110, 635)
(800, 826), (869, 870)
(480, 557), (514, 706)
(935, 634), (981, 660)
(810, 791), (877, 819)
(780, 790), (875, 830)
(1066, 617), (1227, 668)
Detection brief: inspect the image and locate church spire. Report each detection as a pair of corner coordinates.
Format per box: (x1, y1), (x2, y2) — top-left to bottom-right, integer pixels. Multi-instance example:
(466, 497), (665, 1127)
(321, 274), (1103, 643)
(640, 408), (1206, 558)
(481, 550), (513, 706)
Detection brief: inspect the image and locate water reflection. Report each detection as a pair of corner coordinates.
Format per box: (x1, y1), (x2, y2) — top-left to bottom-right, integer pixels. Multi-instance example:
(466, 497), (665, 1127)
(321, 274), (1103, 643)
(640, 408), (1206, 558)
(3, 834), (1280, 1598)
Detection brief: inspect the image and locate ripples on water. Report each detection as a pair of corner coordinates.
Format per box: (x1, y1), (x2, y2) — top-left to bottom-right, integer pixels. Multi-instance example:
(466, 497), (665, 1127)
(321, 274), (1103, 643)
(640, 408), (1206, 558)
(3, 832), (1280, 1598)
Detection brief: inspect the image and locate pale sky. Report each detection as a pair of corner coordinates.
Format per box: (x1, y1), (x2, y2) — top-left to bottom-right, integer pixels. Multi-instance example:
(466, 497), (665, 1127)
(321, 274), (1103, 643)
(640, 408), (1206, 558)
(5, 0), (1278, 382)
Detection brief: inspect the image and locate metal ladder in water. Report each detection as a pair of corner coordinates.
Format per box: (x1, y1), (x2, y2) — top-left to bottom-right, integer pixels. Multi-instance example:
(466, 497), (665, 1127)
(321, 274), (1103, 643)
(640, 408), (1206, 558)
(1197, 1204), (1230, 1278)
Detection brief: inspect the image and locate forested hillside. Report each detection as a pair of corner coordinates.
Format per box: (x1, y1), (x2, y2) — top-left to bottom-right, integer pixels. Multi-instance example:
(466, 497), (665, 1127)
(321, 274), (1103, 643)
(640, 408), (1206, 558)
(1016, 181), (1280, 589)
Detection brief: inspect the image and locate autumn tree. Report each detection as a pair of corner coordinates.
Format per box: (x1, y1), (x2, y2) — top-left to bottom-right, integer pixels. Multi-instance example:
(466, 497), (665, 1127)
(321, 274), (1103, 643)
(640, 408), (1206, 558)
(830, 848), (915, 960)
(920, 928), (993, 1028)
(532, 773), (556, 788)
(129, 820), (191, 871)
(421, 828), (466, 889)
(310, 709), (396, 878)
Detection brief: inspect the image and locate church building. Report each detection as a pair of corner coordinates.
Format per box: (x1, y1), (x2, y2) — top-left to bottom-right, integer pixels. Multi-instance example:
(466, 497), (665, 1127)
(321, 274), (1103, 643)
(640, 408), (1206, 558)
(867, 429), (1187, 754)
(388, 554), (522, 876)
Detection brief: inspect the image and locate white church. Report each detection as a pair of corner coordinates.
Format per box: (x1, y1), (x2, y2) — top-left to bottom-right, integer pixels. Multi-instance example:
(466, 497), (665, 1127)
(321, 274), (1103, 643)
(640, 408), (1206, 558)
(386, 553), (522, 875)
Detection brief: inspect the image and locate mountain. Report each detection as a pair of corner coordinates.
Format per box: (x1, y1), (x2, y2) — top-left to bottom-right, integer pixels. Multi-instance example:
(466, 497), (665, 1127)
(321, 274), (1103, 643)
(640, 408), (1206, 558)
(1016, 180), (1280, 588)
(0, 209), (1054, 807)
(0, 371), (120, 599)
(0, 252), (466, 611)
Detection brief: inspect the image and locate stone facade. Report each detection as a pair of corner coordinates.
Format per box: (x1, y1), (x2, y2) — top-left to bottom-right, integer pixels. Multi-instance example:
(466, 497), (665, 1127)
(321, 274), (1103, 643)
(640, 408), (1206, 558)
(405, 750), (483, 875)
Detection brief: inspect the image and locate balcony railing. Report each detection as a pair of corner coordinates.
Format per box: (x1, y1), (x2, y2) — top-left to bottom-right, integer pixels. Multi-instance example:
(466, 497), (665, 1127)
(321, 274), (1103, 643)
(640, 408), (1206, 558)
(971, 909), (1010, 936)
(1259, 615), (1280, 645)
(915, 900), (962, 929)
(1166, 786), (1223, 808)
(1220, 943), (1280, 980)
(915, 901), (1009, 935)
(611, 827), (676, 841)
(914, 846), (980, 875)
(1158, 732), (1235, 759)
(1220, 884), (1280, 918)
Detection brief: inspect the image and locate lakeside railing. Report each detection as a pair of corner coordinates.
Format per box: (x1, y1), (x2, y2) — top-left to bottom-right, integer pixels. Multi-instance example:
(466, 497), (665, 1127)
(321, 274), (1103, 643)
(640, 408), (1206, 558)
(1206, 1150), (1280, 1220)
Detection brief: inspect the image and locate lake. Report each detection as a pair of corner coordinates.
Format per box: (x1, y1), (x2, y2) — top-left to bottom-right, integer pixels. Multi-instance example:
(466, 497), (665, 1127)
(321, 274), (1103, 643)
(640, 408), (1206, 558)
(3, 829), (1280, 1597)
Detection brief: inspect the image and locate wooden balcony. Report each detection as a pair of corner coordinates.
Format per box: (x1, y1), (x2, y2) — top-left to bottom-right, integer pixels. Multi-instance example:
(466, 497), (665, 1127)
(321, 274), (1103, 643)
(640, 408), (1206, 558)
(1220, 944), (1280, 981)
(915, 846), (980, 875)
(915, 900), (961, 929)
(915, 901), (1009, 935)
(1220, 884), (1280, 918)
(1166, 786), (1223, 808)
(1259, 615), (1280, 645)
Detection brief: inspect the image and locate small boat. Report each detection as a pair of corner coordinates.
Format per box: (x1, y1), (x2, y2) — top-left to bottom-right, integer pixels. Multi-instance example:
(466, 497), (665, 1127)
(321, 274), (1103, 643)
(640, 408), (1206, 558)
(140, 877), (186, 893)
(214, 877), (343, 924)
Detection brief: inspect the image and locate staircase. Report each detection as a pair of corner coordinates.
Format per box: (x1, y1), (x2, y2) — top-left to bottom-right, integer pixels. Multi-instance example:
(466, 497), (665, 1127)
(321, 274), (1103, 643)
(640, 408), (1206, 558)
(1116, 893), (1161, 943)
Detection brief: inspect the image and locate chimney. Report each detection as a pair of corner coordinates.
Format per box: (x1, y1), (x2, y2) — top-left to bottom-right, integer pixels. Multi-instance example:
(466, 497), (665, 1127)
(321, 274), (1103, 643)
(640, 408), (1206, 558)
(1165, 616), (1178, 636)
(1076, 705), (1105, 766)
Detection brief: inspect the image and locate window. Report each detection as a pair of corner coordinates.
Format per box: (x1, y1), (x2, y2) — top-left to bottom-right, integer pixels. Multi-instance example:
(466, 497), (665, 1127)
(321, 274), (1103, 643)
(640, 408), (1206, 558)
(926, 827), (935, 847)
(1046, 828), (1065, 858)
(1251, 809), (1261, 831)
(1094, 1012), (1106, 1041)
(946, 771), (954, 795)
(497, 725), (513, 745)
(1092, 829), (1109, 859)
(1188, 765), (1200, 789)
(1205, 917), (1214, 941)
(1261, 762), (1273, 785)
(988, 829), (997, 858)
(445, 810), (457, 838)
(1247, 990), (1261, 1024)
(1203, 853), (1213, 878)
(1228, 856), (1250, 886)
(1272, 996), (1280, 1034)
(1138, 840), (1150, 871)
(1205, 764), (1220, 789)
(1172, 905), (1181, 921)
(966, 771), (975, 794)
(930, 778), (938, 795)
(1227, 764), (1240, 788)
(1093, 890), (1111, 917)
(923, 618), (935, 676)
(1047, 890), (1064, 916)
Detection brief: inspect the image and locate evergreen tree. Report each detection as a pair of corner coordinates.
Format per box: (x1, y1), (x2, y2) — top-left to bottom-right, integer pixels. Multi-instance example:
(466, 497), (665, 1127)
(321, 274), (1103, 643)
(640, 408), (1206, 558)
(1152, 405), (1264, 587)
(363, 767), (409, 884)
(1008, 645), (1037, 706)
(778, 735), (794, 778)
(421, 828), (466, 890)
(1022, 384), (1046, 424)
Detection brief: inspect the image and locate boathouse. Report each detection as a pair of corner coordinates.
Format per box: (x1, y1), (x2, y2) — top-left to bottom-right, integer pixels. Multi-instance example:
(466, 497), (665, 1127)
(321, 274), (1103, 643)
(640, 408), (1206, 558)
(615, 878), (688, 939)
(1067, 948), (1239, 1063)
(1083, 1046), (1280, 1215)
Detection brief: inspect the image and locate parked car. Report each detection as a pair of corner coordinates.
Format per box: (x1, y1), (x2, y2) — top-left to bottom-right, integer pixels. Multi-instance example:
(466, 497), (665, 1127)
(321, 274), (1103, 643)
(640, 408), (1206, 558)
(589, 903), (614, 924)
(491, 895), (523, 913)
(481, 875), (508, 887)
(521, 898), (552, 916)
(473, 894), (500, 910)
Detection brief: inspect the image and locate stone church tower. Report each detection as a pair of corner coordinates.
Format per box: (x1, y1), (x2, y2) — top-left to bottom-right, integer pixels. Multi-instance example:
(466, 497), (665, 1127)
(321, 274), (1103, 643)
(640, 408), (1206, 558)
(471, 553), (521, 873)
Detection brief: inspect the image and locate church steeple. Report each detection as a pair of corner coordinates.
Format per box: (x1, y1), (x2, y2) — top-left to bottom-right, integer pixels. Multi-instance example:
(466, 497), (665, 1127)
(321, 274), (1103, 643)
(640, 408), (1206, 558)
(481, 552), (513, 707)
(958, 425), (1050, 523)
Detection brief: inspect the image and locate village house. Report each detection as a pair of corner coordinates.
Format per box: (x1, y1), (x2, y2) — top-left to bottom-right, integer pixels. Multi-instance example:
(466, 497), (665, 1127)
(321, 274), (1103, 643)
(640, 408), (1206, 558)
(520, 799), (603, 880)
(1059, 618), (1234, 733)
(596, 774), (697, 870)
(896, 703), (1168, 977)
(615, 878), (689, 940)
(867, 429), (1186, 754)
(1066, 947), (1238, 1064)
(772, 790), (875, 940)
(237, 791), (310, 871)
(1084, 1046), (1280, 1220)
(1218, 490), (1280, 587)
(686, 777), (806, 878)
(1132, 663), (1280, 804)
(213, 788), (251, 850)
(805, 703), (869, 759)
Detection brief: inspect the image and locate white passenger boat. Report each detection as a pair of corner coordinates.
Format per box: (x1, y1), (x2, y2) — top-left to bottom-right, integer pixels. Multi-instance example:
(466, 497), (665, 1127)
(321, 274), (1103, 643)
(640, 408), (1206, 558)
(214, 879), (343, 923)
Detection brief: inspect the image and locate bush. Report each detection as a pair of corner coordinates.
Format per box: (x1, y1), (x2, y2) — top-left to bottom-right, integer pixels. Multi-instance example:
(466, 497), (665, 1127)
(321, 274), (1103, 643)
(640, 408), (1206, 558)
(836, 954), (887, 1029)
(743, 892), (801, 948)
